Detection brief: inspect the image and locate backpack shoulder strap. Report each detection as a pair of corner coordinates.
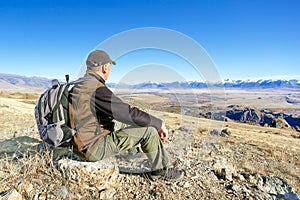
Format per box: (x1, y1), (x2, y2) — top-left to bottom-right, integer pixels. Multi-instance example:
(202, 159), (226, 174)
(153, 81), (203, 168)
(49, 84), (68, 113)
(69, 101), (75, 130)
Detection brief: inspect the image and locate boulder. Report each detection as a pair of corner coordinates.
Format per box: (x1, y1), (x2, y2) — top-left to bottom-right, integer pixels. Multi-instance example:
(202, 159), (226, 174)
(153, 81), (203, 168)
(58, 158), (119, 199)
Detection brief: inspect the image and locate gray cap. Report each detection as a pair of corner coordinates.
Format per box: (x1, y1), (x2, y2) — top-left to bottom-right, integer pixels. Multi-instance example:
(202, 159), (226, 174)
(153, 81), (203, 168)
(86, 50), (116, 68)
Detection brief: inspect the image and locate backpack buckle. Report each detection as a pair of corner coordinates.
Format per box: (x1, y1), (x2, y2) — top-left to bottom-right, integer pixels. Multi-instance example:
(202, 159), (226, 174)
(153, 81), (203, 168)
(52, 79), (60, 88)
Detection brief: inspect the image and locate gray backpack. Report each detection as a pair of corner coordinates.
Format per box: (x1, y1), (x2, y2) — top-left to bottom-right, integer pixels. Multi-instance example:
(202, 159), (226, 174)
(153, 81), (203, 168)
(34, 76), (92, 147)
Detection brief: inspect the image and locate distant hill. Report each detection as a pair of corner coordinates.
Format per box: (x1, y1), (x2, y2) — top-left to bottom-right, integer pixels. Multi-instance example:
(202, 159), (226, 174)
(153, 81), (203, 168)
(0, 73), (51, 90)
(1, 73), (300, 90)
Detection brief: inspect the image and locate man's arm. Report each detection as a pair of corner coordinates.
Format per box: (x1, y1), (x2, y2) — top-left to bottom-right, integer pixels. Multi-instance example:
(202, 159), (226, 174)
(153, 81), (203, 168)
(93, 86), (163, 131)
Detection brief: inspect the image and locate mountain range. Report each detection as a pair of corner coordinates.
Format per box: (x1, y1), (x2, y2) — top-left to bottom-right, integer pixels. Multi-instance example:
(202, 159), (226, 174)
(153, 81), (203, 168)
(124, 79), (300, 89)
(0, 73), (51, 90)
(0, 73), (300, 90)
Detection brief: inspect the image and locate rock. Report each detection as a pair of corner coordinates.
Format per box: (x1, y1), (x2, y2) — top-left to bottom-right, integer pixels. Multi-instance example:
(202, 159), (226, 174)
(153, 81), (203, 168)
(17, 181), (34, 197)
(0, 188), (23, 200)
(226, 183), (241, 193)
(269, 117), (291, 129)
(224, 172), (300, 200)
(37, 193), (47, 200)
(0, 103), (9, 108)
(53, 186), (69, 199)
(249, 173), (263, 185)
(99, 188), (116, 200)
(212, 157), (235, 181)
(232, 172), (245, 181)
(37, 142), (83, 161)
(285, 115), (300, 129)
(209, 129), (220, 136)
(277, 193), (300, 200)
(240, 173), (300, 199)
(240, 186), (252, 198)
(0, 136), (40, 156)
(183, 181), (191, 188)
(220, 128), (231, 137)
(178, 126), (189, 132)
(58, 158), (119, 198)
(209, 128), (231, 137)
(257, 176), (299, 199)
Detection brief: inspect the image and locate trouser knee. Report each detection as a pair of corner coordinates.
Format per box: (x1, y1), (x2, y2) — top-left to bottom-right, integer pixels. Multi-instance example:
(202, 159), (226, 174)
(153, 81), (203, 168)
(147, 126), (158, 137)
(141, 126), (161, 151)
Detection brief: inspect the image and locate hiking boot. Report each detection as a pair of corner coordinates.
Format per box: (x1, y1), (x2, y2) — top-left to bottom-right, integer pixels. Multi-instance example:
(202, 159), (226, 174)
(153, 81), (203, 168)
(150, 168), (184, 180)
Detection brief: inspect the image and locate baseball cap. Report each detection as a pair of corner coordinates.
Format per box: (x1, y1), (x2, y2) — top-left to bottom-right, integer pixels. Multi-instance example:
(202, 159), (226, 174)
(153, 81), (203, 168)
(86, 50), (116, 68)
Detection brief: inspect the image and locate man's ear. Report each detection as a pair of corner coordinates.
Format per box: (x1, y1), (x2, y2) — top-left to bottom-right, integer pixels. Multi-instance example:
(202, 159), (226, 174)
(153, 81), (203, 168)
(101, 64), (107, 73)
(101, 65), (106, 74)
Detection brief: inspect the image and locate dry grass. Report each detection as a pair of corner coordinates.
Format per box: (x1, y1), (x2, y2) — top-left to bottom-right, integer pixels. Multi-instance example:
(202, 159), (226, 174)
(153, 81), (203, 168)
(0, 148), (113, 199)
(1, 151), (59, 183)
(1, 90), (300, 197)
(0, 150), (64, 198)
(219, 123), (300, 194)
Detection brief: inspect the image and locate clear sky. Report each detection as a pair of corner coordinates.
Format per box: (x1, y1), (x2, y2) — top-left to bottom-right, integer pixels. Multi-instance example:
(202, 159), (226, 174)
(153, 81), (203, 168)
(0, 0), (299, 83)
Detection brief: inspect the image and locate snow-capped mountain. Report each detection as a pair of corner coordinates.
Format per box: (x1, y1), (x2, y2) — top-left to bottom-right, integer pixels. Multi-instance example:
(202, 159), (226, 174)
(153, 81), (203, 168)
(215, 79), (300, 89)
(0, 73), (299, 90)
(114, 79), (300, 89)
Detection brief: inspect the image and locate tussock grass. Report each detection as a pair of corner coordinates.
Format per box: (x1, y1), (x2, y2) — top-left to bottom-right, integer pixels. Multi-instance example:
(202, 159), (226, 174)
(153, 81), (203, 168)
(0, 150), (64, 192)
(0, 149), (114, 199)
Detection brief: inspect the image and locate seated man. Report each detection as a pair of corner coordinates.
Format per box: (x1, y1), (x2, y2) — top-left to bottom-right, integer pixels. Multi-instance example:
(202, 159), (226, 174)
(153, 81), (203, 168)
(69, 50), (183, 180)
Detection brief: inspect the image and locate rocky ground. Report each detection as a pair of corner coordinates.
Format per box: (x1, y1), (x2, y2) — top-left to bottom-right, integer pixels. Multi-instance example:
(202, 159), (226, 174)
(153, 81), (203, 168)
(0, 91), (300, 199)
(0, 114), (299, 199)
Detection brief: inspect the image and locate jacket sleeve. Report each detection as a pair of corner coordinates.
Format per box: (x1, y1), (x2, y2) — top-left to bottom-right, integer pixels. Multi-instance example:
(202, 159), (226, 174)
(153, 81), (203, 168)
(93, 86), (162, 131)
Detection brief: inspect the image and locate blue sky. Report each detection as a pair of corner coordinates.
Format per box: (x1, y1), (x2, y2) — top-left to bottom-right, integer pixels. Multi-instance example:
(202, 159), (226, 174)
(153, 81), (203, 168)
(0, 0), (299, 83)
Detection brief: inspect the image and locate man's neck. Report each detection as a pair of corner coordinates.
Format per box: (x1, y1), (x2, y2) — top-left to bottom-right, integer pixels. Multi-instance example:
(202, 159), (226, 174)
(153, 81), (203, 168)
(85, 70), (106, 83)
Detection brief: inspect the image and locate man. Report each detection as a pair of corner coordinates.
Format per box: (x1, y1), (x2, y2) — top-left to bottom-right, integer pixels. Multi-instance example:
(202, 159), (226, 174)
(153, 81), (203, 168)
(70, 50), (183, 180)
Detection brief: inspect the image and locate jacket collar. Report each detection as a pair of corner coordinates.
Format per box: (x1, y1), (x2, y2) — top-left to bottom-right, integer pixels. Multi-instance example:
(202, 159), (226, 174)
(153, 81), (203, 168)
(84, 69), (105, 84)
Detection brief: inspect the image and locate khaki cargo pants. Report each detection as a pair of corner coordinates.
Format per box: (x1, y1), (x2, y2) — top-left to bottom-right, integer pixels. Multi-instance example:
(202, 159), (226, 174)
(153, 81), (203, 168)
(87, 123), (170, 171)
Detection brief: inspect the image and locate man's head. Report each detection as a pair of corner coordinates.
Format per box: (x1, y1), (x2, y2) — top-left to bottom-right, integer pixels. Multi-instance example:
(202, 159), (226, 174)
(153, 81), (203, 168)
(86, 50), (116, 80)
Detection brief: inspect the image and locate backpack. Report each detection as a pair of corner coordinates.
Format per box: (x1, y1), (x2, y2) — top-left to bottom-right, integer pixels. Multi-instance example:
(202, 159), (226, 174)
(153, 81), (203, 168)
(34, 75), (92, 147)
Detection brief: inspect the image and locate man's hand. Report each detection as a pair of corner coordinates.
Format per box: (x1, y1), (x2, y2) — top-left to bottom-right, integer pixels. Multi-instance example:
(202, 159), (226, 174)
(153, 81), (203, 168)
(158, 123), (168, 143)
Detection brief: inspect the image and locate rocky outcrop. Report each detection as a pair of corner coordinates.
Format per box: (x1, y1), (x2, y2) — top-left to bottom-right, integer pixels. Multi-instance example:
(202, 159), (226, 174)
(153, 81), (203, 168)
(225, 173), (299, 200)
(0, 137), (119, 199)
(219, 105), (300, 130)
(226, 105), (262, 123)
